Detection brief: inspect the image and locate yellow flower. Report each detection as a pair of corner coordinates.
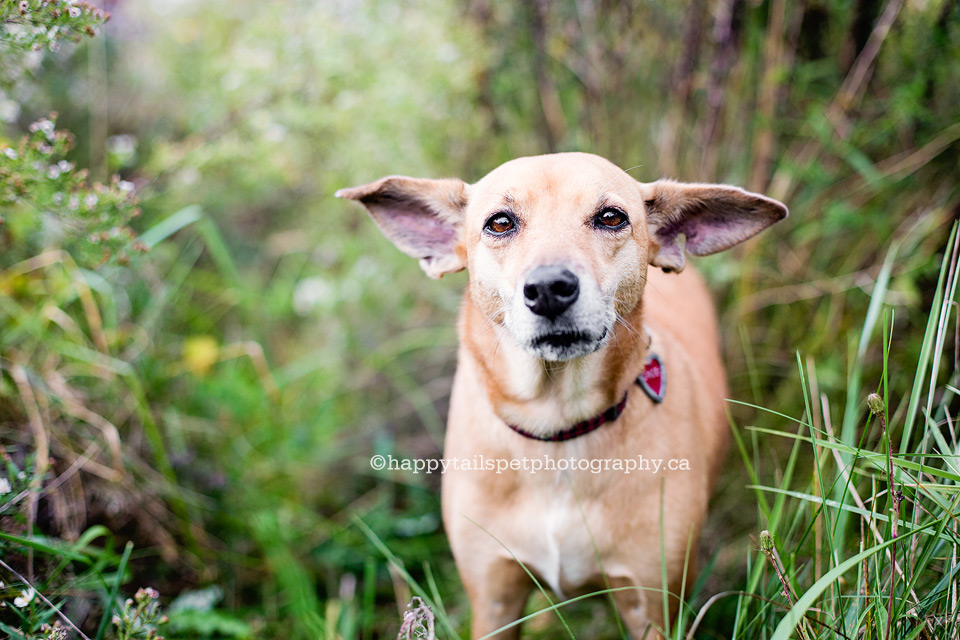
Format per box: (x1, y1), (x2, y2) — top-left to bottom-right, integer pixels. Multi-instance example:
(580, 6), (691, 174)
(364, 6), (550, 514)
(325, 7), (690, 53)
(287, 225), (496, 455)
(182, 336), (220, 375)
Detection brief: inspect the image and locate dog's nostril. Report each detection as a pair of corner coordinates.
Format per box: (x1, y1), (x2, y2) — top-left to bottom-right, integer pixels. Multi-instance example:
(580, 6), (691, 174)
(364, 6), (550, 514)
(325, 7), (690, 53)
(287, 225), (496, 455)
(550, 280), (577, 298)
(523, 283), (539, 302)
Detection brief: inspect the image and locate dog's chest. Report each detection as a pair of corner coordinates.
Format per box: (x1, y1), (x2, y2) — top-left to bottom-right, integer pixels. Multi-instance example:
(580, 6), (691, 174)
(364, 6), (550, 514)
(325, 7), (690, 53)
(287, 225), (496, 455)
(512, 472), (614, 598)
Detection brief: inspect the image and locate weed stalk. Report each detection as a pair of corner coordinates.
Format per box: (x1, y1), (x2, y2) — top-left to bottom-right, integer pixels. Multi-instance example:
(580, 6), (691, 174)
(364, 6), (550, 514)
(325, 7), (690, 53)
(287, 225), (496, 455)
(759, 530), (813, 640)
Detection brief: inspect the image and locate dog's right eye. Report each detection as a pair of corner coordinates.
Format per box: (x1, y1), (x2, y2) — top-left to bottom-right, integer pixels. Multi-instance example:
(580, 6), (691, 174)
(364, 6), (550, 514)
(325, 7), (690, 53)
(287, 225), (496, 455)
(483, 213), (516, 236)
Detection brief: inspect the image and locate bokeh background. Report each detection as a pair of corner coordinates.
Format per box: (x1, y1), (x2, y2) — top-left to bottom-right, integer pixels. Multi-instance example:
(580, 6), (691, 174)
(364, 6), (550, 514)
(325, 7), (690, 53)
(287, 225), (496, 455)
(2, 0), (959, 638)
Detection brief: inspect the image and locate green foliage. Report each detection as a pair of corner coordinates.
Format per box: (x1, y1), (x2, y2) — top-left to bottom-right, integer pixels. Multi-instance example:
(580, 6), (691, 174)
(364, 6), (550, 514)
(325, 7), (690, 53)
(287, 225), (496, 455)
(714, 229), (960, 638)
(112, 588), (166, 640)
(1, 116), (142, 268)
(0, 450), (32, 510)
(0, 518), (161, 640)
(0, 0), (106, 58)
(165, 586), (251, 639)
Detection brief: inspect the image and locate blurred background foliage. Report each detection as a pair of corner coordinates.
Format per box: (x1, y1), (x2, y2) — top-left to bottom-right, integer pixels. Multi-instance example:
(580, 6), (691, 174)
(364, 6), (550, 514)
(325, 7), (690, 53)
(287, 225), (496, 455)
(1, 0), (959, 638)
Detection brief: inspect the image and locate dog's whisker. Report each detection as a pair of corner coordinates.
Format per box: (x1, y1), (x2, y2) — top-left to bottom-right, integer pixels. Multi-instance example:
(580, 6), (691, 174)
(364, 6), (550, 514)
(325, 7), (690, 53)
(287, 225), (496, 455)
(597, 163), (644, 197)
(478, 312), (507, 337)
(608, 308), (647, 350)
(614, 317), (645, 350)
(617, 313), (646, 341)
(491, 328), (507, 360)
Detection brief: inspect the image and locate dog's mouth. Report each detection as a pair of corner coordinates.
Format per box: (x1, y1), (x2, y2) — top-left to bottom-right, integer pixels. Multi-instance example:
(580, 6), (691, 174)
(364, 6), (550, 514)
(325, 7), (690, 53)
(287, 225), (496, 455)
(534, 330), (596, 349)
(528, 327), (608, 360)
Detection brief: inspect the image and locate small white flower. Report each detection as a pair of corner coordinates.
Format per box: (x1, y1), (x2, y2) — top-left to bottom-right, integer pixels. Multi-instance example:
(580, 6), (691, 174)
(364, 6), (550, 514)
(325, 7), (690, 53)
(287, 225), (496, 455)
(263, 122), (287, 143)
(23, 49), (42, 70)
(68, 7), (81, 17)
(17, 471), (26, 480)
(68, 196), (79, 211)
(84, 193), (98, 208)
(144, 587), (159, 598)
(19, 1), (29, 12)
(0, 477), (11, 495)
(33, 118), (55, 140)
(2, 147), (17, 160)
(46, 165), (60, 179)
(293, 276), (336, 316)
(118, 180), (135, 192)
(14, 587), (35, 608)
(0, 99), (20, 124)
(58, 160), (73, 172)
(106, 134), (136, 155)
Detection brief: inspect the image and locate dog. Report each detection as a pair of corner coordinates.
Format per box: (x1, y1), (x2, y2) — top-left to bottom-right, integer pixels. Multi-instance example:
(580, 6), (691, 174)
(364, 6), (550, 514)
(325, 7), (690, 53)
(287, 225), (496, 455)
(338, 152), (787, 638)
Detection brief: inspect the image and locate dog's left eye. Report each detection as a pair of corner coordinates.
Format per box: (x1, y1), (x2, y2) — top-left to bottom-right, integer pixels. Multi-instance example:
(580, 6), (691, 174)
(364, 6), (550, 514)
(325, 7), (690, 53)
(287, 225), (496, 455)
(594, 207), (629, 230)
(484, 213), (516, 236)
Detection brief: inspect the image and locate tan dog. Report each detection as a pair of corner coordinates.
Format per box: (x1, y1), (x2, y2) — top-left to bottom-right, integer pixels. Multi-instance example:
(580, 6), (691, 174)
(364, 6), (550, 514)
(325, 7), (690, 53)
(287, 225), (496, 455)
(338, 153), (786, 638)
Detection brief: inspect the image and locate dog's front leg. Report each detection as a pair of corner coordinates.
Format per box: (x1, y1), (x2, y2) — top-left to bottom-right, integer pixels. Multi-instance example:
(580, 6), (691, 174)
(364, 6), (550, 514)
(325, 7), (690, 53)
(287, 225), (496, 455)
(462, 556), (533, 639)
(608, 576), (665, 640)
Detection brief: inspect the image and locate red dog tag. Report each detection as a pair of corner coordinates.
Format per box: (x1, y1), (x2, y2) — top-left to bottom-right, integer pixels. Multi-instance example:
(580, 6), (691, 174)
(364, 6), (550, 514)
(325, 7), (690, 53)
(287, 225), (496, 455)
(637, 353), (665, 403)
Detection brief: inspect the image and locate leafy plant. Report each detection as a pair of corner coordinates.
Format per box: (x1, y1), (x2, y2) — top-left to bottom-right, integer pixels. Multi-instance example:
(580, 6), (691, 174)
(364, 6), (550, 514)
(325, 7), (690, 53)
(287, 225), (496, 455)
(112, 588), (167, 640)
(1, 115), (143, 268)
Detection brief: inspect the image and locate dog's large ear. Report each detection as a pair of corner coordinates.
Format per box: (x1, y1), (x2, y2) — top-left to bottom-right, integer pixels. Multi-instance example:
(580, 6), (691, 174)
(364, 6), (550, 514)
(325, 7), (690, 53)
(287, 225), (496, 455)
(336, 176), (469, 279)
(642, 180), (788, 273)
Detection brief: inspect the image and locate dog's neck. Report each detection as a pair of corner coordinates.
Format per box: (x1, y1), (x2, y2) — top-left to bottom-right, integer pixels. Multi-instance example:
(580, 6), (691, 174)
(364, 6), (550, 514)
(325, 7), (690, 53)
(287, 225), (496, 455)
(460, 292), (650, 438)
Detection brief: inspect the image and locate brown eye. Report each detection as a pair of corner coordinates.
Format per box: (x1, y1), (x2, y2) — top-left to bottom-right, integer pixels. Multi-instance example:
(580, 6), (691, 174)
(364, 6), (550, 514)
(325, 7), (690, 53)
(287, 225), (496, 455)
(595, 207), (629, 230)
(484, 213), (516, 236)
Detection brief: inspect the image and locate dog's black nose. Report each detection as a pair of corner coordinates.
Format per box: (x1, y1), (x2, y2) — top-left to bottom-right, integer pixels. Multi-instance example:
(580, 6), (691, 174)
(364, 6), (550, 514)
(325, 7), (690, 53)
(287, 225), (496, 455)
(523, 266), (580, 319)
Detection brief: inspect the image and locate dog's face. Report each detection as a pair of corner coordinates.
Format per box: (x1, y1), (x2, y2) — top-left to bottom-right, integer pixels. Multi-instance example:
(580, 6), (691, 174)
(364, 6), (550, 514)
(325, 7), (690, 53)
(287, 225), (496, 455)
(337, 152), (786, 362)
(464, 154), (648, 360)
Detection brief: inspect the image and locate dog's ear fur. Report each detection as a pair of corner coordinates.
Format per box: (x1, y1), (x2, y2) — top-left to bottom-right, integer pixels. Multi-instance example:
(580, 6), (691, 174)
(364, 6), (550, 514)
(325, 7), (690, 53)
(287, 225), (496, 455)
(642, 180), (788, 273)
(336, 176), (469, 279)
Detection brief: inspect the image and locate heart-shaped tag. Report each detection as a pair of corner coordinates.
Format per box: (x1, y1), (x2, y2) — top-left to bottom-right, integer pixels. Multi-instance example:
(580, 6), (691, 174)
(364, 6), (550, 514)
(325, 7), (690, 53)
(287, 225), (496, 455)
(637, 353), (665, 403)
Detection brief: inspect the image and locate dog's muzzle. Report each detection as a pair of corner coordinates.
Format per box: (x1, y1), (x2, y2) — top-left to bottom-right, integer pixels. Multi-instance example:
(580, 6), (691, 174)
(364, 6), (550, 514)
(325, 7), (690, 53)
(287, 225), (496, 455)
(508, 264), (611, 361)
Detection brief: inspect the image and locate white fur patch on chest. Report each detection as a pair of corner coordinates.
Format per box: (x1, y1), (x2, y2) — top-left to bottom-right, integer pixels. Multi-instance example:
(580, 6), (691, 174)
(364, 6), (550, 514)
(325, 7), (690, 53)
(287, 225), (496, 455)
(510, 472), (605, 599)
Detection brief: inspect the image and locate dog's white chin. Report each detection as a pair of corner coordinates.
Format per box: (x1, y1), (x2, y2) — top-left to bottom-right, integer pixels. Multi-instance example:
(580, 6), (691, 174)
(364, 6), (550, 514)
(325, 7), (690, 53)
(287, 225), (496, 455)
(527, 341), (602, 361)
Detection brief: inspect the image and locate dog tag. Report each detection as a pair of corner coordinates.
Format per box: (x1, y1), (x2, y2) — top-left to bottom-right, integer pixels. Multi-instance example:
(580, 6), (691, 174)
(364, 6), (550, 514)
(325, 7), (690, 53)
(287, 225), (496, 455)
(637, 353), (665, 403)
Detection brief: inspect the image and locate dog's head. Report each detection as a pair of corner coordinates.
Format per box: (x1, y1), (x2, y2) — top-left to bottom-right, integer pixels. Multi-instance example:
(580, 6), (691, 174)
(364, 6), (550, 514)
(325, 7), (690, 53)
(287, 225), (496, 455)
(337, 153), (786, 361)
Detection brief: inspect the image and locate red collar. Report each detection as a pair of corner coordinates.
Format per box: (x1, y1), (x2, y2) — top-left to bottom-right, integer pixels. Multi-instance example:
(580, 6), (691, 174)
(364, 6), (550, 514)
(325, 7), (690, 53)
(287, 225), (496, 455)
(506, 352), (665, 442)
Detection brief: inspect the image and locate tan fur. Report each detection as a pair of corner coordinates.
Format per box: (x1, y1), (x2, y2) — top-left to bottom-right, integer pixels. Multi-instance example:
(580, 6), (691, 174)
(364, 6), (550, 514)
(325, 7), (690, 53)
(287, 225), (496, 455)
(338, 152), (787, 638)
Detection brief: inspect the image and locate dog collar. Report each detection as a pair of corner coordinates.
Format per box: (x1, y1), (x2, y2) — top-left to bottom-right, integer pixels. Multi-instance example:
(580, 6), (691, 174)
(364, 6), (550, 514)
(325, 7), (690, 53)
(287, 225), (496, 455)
(505, 351), (666, 442)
